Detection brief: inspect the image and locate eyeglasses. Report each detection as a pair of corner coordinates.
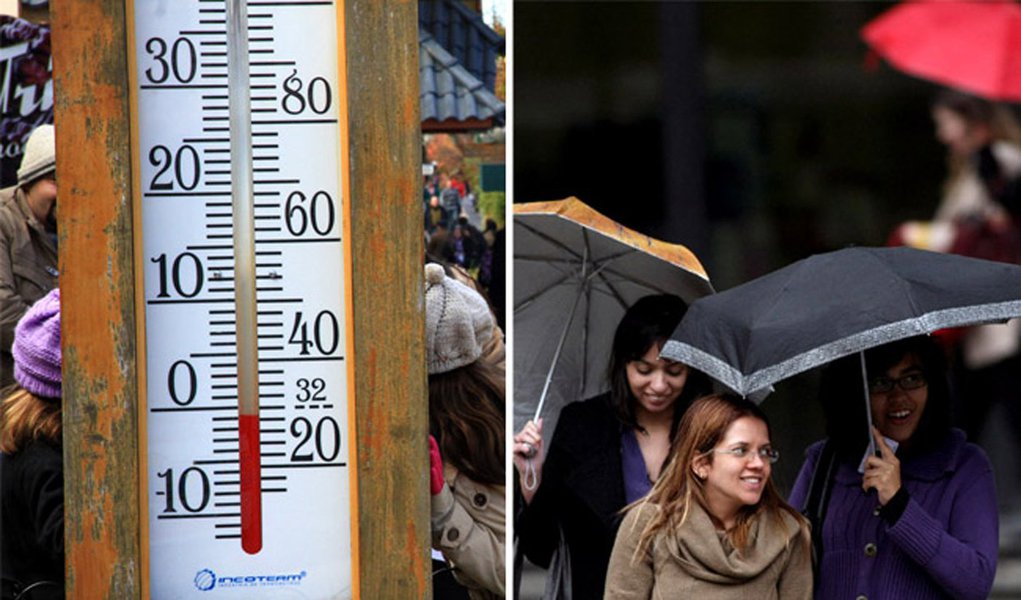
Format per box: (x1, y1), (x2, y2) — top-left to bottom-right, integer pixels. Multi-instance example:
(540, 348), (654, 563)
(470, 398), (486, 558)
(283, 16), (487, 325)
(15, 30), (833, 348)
(868, 372), (926, 394)
(711, 446), (780, 464)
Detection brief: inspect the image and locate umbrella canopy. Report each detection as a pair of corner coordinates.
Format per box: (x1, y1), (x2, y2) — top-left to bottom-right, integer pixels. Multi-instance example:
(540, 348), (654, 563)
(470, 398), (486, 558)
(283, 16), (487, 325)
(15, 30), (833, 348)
(861, 0), (1021, 102)
(514, 197), (713, 432)
(662, 246), (1021, 398)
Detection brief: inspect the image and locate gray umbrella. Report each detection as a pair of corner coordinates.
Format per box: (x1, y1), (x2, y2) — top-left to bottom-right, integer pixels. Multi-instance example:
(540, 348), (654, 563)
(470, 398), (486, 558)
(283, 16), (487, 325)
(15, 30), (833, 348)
(514, 197), (713, 435)
(662, 246), (1021, 455)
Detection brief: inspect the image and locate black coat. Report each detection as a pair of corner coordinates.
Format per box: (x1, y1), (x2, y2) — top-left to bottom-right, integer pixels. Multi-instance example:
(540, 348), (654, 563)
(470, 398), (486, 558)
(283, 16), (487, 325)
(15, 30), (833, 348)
(1, 440), (64, 600)
(518, 394), (626, 599)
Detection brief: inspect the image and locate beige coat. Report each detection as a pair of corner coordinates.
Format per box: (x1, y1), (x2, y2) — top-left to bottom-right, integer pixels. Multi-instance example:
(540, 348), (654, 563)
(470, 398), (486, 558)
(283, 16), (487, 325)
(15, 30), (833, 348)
(605, 501), (811, 600)
(431, 463), (506, 599)
(0, 186), (58, 389)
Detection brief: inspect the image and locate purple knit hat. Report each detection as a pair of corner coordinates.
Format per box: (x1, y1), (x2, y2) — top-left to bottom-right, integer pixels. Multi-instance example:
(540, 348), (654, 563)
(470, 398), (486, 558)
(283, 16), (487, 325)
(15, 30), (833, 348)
(13, 288), (61, 400)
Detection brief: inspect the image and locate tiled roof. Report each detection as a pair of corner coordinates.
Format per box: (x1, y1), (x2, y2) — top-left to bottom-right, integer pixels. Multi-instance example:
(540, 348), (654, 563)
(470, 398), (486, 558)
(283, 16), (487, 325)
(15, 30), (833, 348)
(420, 30), (505, 129)
(419, 0), (504, 93)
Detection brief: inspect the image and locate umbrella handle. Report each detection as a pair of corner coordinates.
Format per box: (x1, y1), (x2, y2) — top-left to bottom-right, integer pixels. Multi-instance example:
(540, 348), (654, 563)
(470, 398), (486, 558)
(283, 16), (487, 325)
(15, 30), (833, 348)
(523, 458), (538, 491)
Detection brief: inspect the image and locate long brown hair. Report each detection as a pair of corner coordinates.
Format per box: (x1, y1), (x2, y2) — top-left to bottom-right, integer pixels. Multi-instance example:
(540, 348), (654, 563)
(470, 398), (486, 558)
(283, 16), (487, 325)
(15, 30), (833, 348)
(428, 359), (505, 485)
(633, 393), (806, 555)
(0, 388), (61, 454)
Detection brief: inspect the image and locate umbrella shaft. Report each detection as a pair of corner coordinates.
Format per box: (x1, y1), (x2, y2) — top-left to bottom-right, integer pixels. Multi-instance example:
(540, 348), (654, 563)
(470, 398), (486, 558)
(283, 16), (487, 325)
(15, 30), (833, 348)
(534, 269), (588, 422)
(860, 351), (877, 458)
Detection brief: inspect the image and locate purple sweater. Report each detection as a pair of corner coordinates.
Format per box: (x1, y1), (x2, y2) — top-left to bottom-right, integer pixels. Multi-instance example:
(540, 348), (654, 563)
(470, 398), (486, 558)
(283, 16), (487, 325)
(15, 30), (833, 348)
(789, 429), (997, 600)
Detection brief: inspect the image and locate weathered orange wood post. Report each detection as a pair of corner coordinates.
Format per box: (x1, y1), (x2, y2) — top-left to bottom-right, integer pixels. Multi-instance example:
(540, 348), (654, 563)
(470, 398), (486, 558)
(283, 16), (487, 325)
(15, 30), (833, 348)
(53, 0), (427, 597)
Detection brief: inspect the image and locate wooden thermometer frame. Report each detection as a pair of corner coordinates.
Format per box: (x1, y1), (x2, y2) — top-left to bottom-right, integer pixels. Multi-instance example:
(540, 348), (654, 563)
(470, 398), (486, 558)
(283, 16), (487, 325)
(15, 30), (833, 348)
(53, 1), (428, 597)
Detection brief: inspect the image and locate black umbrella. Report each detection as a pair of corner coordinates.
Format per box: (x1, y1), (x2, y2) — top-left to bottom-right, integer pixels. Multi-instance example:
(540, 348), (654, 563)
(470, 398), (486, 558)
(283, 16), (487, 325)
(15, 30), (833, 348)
(662, 246), (1021, 454)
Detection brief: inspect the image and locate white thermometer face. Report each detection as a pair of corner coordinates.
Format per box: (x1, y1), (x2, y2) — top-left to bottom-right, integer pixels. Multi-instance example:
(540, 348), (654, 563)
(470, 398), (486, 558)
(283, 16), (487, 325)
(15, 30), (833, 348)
(134, 1), (354, 597)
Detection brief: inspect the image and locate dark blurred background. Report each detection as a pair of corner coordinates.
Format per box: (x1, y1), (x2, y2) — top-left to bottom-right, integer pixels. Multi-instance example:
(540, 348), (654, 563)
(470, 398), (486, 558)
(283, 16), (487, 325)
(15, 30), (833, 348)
(513, 2), (1021, 596)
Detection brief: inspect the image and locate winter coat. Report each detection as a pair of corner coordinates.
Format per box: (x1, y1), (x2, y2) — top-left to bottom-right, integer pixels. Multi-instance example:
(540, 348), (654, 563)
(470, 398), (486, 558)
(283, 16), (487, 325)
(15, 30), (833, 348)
(789, 429), (997, 600)
(517, 394), (627, 599)
(432, 463), (506, 599)
(0, 186), (58, 389)
(604, 501), (811, 599)
(1, 440), (64, 600)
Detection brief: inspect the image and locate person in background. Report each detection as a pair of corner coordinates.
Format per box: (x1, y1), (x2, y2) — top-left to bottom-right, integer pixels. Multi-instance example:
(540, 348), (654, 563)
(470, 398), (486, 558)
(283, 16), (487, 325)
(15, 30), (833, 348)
(451, 224), (467, 268)
(1, 289), (63, 600)
(427, 222), (455, 265)
(427, 195), (447, 235)
(894, 90), (1021, 254)
(789, 336), (997, 600)
(440, 174), (462, 232)
(889, 90), (1021, 511)
(513, 294), (710, 599)
(0, 124), (58, 390)
(425, 263), (505, 599)
(605, 393), (811, 599)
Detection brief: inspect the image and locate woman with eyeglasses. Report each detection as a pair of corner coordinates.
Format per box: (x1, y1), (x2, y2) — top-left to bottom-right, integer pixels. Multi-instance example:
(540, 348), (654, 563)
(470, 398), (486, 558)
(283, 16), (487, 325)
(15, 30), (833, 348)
(604, 393), (812, 599)
(789, 336), (998, 600)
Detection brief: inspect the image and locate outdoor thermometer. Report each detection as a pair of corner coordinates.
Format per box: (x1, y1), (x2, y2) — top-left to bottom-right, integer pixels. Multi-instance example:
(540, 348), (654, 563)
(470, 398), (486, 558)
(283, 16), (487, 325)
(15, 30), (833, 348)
(132, 0), (355, 597)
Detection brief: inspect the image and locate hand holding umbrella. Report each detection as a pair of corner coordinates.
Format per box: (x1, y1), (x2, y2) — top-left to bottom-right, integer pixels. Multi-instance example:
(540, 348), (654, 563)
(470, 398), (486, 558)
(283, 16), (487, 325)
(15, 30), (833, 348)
(863, 427), (902, 506)
(512, 418), (545, 501)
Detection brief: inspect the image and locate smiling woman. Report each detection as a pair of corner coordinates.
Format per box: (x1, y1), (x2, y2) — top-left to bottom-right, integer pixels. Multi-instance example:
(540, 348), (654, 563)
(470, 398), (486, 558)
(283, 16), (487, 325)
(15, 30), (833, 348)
(604, 393), (812, 599)
(789, 336), (998, 600)
(512, 294), (711, 599)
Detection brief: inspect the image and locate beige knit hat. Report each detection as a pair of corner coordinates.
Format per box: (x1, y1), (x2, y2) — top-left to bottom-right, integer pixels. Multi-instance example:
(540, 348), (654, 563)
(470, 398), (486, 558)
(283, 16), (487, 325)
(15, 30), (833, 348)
(17, 124), (56, 186)
(425, 263), (494, 374)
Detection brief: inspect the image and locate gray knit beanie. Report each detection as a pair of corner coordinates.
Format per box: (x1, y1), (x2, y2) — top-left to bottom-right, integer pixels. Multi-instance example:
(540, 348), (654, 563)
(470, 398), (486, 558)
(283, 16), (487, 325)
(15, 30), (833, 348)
(424, 263), (493, 374)
(17, 124), (56, 186)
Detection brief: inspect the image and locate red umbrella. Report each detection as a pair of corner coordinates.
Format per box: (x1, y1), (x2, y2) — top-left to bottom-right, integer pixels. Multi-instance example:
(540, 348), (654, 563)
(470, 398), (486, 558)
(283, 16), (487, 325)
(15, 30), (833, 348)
(862, 0), (1021, 102)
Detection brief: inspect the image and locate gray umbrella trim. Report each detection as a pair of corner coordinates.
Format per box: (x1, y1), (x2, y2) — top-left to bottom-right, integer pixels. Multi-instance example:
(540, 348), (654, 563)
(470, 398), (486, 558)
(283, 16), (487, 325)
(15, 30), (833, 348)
(662, 299), (1021, 397)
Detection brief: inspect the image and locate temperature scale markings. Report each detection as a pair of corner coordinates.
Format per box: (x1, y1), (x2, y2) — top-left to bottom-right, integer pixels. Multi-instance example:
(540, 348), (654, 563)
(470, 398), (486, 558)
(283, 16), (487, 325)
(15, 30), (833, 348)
(144, 1), (350, 562)
(143, 191), (230, 198)
(139, 84), (228, 90)
(253, 119), (338, 125)
(257, 237), (342, 245)
(262, 463), (346, 469)
(150, 406), (236, 413)
(158, 513), (240, 520)
(147, 297), (235, 305)
(250, 1), (334, 5)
